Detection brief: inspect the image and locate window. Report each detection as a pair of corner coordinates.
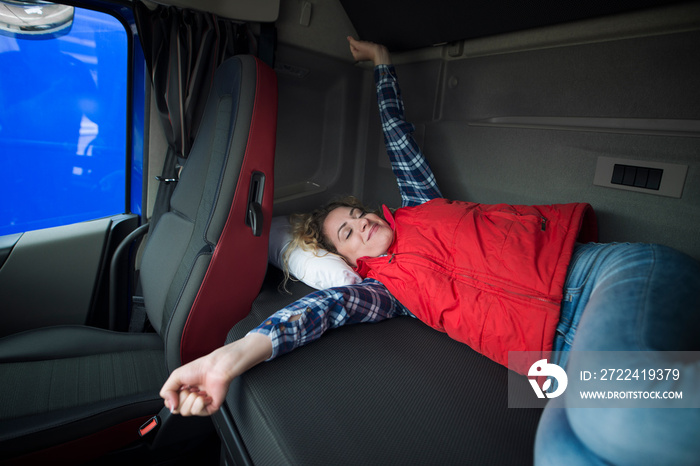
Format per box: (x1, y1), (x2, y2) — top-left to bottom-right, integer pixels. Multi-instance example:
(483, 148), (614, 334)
(0, 5), (128, 236)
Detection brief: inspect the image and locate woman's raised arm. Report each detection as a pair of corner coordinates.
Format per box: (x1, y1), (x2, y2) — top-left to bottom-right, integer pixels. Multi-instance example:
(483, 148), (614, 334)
(348, 36), (442, 206)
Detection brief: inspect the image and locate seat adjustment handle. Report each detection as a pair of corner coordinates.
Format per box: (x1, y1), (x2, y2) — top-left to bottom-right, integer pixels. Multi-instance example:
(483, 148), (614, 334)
(245, 172), (265, 237)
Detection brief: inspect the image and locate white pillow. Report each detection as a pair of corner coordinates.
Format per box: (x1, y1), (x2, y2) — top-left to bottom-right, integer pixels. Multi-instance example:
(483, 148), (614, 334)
(269, 216), (362, 290)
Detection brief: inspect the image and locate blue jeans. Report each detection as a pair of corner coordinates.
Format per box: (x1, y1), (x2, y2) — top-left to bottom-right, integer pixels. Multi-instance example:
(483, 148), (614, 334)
(535, 243), (700, 466)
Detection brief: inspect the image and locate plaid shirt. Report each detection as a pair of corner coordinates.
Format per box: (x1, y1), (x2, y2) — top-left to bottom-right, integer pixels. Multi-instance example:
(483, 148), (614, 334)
(376, 65), (442, 206)
(249, 65), (442, 359)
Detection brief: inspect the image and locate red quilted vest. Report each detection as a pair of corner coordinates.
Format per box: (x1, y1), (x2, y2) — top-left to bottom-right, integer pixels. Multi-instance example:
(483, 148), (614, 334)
(355, 199), (597, 374)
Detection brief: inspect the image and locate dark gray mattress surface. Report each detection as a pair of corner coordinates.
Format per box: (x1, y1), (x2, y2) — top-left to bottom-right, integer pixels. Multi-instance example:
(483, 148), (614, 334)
(222, 267), (543, 465)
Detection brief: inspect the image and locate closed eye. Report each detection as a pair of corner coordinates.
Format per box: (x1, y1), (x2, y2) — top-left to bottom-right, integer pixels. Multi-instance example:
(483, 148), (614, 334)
(339, 208), (367, 241)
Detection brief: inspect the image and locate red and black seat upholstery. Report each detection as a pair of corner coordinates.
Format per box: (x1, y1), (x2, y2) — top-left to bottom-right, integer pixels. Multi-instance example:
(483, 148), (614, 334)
(0, 55), (277, 462)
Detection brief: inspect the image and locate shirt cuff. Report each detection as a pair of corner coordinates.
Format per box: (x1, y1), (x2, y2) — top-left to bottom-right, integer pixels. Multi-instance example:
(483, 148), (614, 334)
(374, 64), (396, 83)
(246, 307), (309, 361)
(246, 328), (277, 361)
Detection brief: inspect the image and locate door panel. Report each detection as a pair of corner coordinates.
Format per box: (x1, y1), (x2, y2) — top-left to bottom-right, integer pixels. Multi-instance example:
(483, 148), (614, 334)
(0, 219), (111, 337)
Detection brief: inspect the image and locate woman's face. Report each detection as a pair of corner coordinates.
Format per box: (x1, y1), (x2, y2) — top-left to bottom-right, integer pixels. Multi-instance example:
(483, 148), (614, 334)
(323, 206), (394, 267)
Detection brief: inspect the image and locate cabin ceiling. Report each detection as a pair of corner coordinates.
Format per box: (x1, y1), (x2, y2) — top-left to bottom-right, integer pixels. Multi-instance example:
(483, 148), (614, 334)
(339, 0), (691, 52)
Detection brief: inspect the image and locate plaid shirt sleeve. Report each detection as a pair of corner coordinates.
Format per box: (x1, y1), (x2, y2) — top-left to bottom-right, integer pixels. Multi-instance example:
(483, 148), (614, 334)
(375, 64), (442, 207)
(248, 278), (412, 359)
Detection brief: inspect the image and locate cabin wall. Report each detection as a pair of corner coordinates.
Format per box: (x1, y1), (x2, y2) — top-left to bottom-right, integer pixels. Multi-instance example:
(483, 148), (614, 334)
(360, 29), (700, 260)
(271, 44), (367, 216)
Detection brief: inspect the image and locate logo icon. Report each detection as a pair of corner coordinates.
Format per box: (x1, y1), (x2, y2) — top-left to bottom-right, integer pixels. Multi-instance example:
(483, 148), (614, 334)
(528, 359), (568, 398)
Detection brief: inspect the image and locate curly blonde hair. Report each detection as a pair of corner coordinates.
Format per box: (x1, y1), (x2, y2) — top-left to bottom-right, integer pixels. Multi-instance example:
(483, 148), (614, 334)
(280, 196), (381, 287)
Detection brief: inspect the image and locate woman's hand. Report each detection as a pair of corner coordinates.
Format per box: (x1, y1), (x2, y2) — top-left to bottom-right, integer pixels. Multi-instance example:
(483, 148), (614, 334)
(160, 333), (272, 416)
(347, 36), (391, 66)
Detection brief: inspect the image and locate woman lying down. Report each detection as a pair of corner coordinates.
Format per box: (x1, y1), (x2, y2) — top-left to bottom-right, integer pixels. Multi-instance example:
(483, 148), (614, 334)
(161, 36), (700, 465)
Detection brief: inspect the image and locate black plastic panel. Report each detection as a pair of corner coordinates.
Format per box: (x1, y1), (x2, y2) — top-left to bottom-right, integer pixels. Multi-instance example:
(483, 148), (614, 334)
(340, 0), (687, 51)
(611, 164), (663, 190)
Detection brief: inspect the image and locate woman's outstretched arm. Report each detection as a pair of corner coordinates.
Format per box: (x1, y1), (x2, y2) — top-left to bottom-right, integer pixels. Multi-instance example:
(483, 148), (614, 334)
(160, 333), (272, 416)
(348, 36), (442, 206)
(161, 279), (411, 416)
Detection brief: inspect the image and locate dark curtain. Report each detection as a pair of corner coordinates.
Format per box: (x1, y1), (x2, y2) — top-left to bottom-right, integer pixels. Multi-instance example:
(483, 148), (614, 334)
(134, 2), (249, 224)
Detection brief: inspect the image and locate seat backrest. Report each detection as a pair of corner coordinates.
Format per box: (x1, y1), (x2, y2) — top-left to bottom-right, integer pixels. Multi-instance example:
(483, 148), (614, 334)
(139, 55), (277, 370)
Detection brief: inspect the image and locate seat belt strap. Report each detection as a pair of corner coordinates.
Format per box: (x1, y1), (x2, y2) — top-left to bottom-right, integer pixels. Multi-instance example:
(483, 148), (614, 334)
(150, 146), (181, 229)
(128, 296), (148, 332)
